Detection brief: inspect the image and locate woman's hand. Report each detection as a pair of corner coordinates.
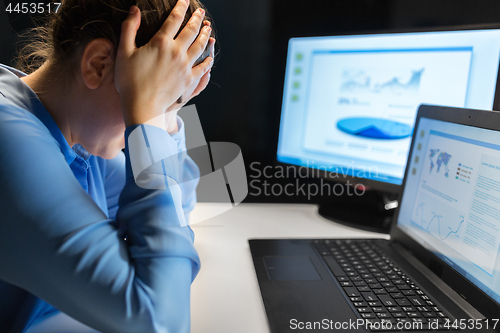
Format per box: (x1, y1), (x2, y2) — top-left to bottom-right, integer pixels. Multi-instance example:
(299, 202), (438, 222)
(114, 1), (214, 129)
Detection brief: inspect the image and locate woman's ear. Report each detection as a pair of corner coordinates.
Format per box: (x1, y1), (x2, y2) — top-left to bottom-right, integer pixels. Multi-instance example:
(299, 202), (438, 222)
(80, 39), (115, 90)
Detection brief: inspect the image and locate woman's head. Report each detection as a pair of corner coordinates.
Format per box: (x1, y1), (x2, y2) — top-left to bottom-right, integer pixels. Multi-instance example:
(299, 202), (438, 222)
(18, 0), (213, 77)
(18, 0), (214, 159)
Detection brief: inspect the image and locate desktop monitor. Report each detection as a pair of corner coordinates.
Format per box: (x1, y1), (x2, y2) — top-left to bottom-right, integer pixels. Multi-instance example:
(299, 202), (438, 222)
(276, 27), (500, 232)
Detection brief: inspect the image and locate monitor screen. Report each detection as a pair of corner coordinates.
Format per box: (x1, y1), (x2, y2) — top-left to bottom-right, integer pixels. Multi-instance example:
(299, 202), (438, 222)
(397, 116), (500, 305)
(277, 29), (500, 188)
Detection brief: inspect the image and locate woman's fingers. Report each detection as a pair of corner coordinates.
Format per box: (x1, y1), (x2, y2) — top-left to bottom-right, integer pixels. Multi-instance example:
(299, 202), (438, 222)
(209, 37), (215, 58)
(194, 38), (214, 96)
(176, 8), (206, 49)
(158, 0), (191, 39)
(187, 23), (211, 62)
(191, 70), (211, 98)
(192, 55), (214, 81)
(118, 6), (141, 57)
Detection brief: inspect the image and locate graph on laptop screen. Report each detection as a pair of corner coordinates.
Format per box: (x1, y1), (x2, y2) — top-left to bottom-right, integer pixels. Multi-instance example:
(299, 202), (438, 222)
(277, 29), (500, 188)
(398, 117), (500, 305)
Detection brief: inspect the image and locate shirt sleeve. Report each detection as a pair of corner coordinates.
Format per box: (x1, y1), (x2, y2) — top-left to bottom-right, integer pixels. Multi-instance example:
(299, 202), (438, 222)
(170, 116), (200, 224)
(105, 116), (199, 224)
(0, 105), (200, 333)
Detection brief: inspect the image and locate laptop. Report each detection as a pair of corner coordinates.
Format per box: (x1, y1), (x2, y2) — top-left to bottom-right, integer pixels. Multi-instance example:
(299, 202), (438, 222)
(250, 105), (500, 332)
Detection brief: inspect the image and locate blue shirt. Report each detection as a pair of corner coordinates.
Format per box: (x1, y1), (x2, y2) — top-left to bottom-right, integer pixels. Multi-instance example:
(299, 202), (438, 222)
(0, 65), (200, 333)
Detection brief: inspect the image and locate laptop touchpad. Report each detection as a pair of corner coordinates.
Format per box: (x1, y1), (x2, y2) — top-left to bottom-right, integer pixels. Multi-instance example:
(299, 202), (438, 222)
(263, 256), (321, 281)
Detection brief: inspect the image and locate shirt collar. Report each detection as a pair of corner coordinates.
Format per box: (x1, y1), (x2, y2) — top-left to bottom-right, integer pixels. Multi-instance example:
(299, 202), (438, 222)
(0, 64), (85, 165)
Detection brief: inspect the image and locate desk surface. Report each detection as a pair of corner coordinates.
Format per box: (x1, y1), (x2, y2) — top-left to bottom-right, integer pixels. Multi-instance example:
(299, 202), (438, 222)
(27, 203), (387, 333)
(189, 203), (387, 333)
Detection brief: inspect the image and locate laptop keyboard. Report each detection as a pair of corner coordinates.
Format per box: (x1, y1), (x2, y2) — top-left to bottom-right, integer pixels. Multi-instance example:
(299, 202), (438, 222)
(314, 239), (455, 331)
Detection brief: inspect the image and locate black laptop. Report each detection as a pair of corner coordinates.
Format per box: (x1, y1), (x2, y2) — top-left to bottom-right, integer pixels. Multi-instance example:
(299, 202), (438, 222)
(250, 105), (500, 332)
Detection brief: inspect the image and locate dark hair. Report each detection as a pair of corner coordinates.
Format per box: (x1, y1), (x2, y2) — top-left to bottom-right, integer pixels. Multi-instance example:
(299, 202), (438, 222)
(16, 0), (214, 77)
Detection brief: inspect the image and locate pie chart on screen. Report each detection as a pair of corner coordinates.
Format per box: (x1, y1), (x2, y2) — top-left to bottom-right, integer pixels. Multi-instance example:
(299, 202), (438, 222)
(337, 117), (412, 139)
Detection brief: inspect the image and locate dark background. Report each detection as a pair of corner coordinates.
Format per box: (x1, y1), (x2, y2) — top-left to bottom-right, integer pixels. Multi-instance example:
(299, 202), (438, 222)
(2, 0), (500, 204)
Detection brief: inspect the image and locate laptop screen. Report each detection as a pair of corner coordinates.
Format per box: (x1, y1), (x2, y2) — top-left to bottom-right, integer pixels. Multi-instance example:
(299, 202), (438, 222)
(398, 116), (500, 305)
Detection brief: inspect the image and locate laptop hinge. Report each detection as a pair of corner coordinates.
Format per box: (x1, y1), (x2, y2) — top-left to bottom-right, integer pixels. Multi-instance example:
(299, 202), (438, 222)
(391, 242), (486, 320)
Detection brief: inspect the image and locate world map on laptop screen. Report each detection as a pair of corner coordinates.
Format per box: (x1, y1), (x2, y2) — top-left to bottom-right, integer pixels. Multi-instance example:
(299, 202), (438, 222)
(277, 29), (500, 187)
(398, 117), (500, 305)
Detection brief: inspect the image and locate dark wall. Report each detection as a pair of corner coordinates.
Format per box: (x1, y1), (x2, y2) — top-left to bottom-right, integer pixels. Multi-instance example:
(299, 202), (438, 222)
(0, 1), (18, 67)
(3, 0), (500, 203)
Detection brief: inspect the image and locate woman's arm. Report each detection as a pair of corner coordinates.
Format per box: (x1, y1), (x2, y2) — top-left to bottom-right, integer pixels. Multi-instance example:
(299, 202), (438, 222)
(0, 103), (199, 333)
(104, 115), (200, 223)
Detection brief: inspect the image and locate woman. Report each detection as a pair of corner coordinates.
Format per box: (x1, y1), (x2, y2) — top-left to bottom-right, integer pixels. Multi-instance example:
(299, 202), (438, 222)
(0, 0), (214, 332)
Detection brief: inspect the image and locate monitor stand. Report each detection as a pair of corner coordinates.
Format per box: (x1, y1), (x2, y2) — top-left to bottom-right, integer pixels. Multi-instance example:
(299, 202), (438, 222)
(317, 186), (398, 234)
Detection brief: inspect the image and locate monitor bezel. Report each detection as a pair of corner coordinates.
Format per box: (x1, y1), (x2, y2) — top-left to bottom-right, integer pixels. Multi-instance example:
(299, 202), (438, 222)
(390, 104), (500, 322)
(276, 24), (500, 194)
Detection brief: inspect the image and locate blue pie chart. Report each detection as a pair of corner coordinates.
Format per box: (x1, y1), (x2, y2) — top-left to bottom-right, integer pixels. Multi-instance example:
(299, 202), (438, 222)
(337, 117), (412, 140)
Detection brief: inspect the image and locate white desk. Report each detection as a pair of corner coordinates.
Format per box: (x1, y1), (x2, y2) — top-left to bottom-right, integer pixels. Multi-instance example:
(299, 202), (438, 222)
(190, 203), (387, 333)
(27, 203), (387, 333)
